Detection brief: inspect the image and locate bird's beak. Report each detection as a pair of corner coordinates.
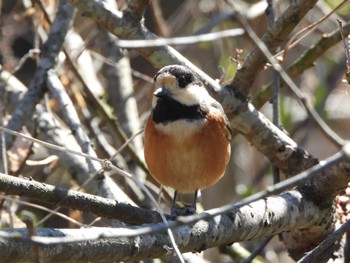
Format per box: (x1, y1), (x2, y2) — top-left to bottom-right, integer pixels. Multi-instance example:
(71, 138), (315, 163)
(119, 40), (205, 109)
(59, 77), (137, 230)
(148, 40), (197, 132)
(154, 87), (171, 98)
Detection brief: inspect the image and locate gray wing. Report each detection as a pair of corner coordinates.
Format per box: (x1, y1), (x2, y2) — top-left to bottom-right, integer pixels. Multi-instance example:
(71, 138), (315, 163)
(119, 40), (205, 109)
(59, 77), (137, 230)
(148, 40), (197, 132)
(209, 100), (232, 141)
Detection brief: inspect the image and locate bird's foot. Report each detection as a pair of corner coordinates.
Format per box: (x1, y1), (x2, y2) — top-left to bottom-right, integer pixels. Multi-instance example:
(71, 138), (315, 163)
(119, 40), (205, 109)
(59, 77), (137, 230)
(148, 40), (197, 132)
(171, 203), (196, 219)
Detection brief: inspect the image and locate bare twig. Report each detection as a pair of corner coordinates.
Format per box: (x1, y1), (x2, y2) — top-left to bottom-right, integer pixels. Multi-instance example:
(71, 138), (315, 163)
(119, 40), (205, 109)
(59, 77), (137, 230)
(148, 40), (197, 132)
(0, 104), (14, 229)
(267, 0), (281, 187)
(110, 129), (144, 161)
(242, 236), (273, 263)
(298, 219), (350, 263)
(0, 126), (101, 164)
(337, 19), (350, 85)
(39, 70), (129, 223)
(11, 49), (41, 75)
(98, 28), (145, 190)
(267, 0), (281, 129)
(113, 28), (244, 48)
(21, 210), (41, 263)
(0, 172), (165, 225)
(47, 72), (101, 177)
(1, 195), (84, 227)
(150, 0), (171, 37)
(280, 0), (350, 61)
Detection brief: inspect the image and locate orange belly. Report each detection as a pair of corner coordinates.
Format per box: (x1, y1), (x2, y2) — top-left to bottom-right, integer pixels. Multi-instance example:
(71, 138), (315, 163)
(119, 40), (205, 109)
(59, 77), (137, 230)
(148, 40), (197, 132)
(144, 113), (231, 193)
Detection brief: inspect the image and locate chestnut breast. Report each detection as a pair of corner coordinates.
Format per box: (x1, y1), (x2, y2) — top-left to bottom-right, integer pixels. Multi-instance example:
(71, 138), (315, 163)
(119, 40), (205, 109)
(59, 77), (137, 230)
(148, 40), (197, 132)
(144, 108), (231, 193)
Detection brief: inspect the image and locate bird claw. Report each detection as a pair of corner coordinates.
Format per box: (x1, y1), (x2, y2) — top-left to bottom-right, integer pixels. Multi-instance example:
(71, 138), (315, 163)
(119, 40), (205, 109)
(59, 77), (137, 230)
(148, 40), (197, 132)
(171, 204), (196, 219)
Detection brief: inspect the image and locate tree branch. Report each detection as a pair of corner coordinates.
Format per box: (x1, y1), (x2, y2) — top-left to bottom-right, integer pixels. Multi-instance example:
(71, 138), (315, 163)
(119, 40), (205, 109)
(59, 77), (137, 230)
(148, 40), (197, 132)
(0, 173), (163, 225)
(0, 189), (336, 262)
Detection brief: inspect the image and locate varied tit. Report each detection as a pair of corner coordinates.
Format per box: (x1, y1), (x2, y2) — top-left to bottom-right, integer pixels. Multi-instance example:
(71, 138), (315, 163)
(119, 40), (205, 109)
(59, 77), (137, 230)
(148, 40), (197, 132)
(144, 65), (231, 217)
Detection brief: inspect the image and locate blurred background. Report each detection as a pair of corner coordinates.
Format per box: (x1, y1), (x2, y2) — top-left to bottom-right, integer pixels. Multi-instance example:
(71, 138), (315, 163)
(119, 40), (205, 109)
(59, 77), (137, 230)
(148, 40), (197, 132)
(1, 0), (350, 262)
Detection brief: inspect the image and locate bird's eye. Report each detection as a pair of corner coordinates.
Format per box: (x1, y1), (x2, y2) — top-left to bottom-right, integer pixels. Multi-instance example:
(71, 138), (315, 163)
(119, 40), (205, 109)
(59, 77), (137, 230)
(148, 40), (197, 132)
(178, 74), (193, 88)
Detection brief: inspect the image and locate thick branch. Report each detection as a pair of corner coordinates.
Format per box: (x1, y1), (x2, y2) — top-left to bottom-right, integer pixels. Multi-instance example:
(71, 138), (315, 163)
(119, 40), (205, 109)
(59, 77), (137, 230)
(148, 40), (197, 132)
(0, 173), (163, 225)
(226, 101), (319, 175)
(0, 190), (333, 262)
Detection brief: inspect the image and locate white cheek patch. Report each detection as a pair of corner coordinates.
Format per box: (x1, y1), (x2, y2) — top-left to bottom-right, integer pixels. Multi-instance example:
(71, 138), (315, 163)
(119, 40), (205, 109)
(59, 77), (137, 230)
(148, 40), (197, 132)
(152, 97), (158, 109)
(172, 84), (211, 106)
(155, 119), (207, 141)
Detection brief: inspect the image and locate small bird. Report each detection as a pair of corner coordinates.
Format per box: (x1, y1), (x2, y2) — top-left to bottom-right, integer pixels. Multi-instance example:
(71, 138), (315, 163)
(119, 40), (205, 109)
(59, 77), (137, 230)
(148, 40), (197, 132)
(144, 65), (231, 217)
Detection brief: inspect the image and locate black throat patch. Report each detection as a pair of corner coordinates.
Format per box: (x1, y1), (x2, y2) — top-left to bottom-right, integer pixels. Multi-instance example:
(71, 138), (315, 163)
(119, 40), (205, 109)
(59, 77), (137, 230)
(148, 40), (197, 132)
(152, 97), (208, 124)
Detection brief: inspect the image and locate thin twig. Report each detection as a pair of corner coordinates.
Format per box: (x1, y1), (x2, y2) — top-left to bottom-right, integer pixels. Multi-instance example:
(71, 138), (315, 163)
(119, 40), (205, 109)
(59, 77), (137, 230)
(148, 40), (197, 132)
(242, 236), (274, 263)
(0, 126), (102, 163)
(298, 218), (350, 263)
(267, 0), (281, 186)
(114, 28), (244, 48)
(0, 105), (8, 175)
(47, 72), (100, 173)
(21, 210), (41, 263)
(150, 0), (171, 37)
(110, 129), (144, 161)
(280, 0), (350, 61)
(10, 49), (41, 75)
(1, 195), (84, 227)
(0, 105), (14, 229)
(262, 1), (280, 257)
(337, 19), (350, 85)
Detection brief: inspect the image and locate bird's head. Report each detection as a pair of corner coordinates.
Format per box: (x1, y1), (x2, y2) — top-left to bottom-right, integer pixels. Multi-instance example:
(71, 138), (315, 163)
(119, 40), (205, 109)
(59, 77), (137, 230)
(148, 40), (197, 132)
(152, 65), (210, 108)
